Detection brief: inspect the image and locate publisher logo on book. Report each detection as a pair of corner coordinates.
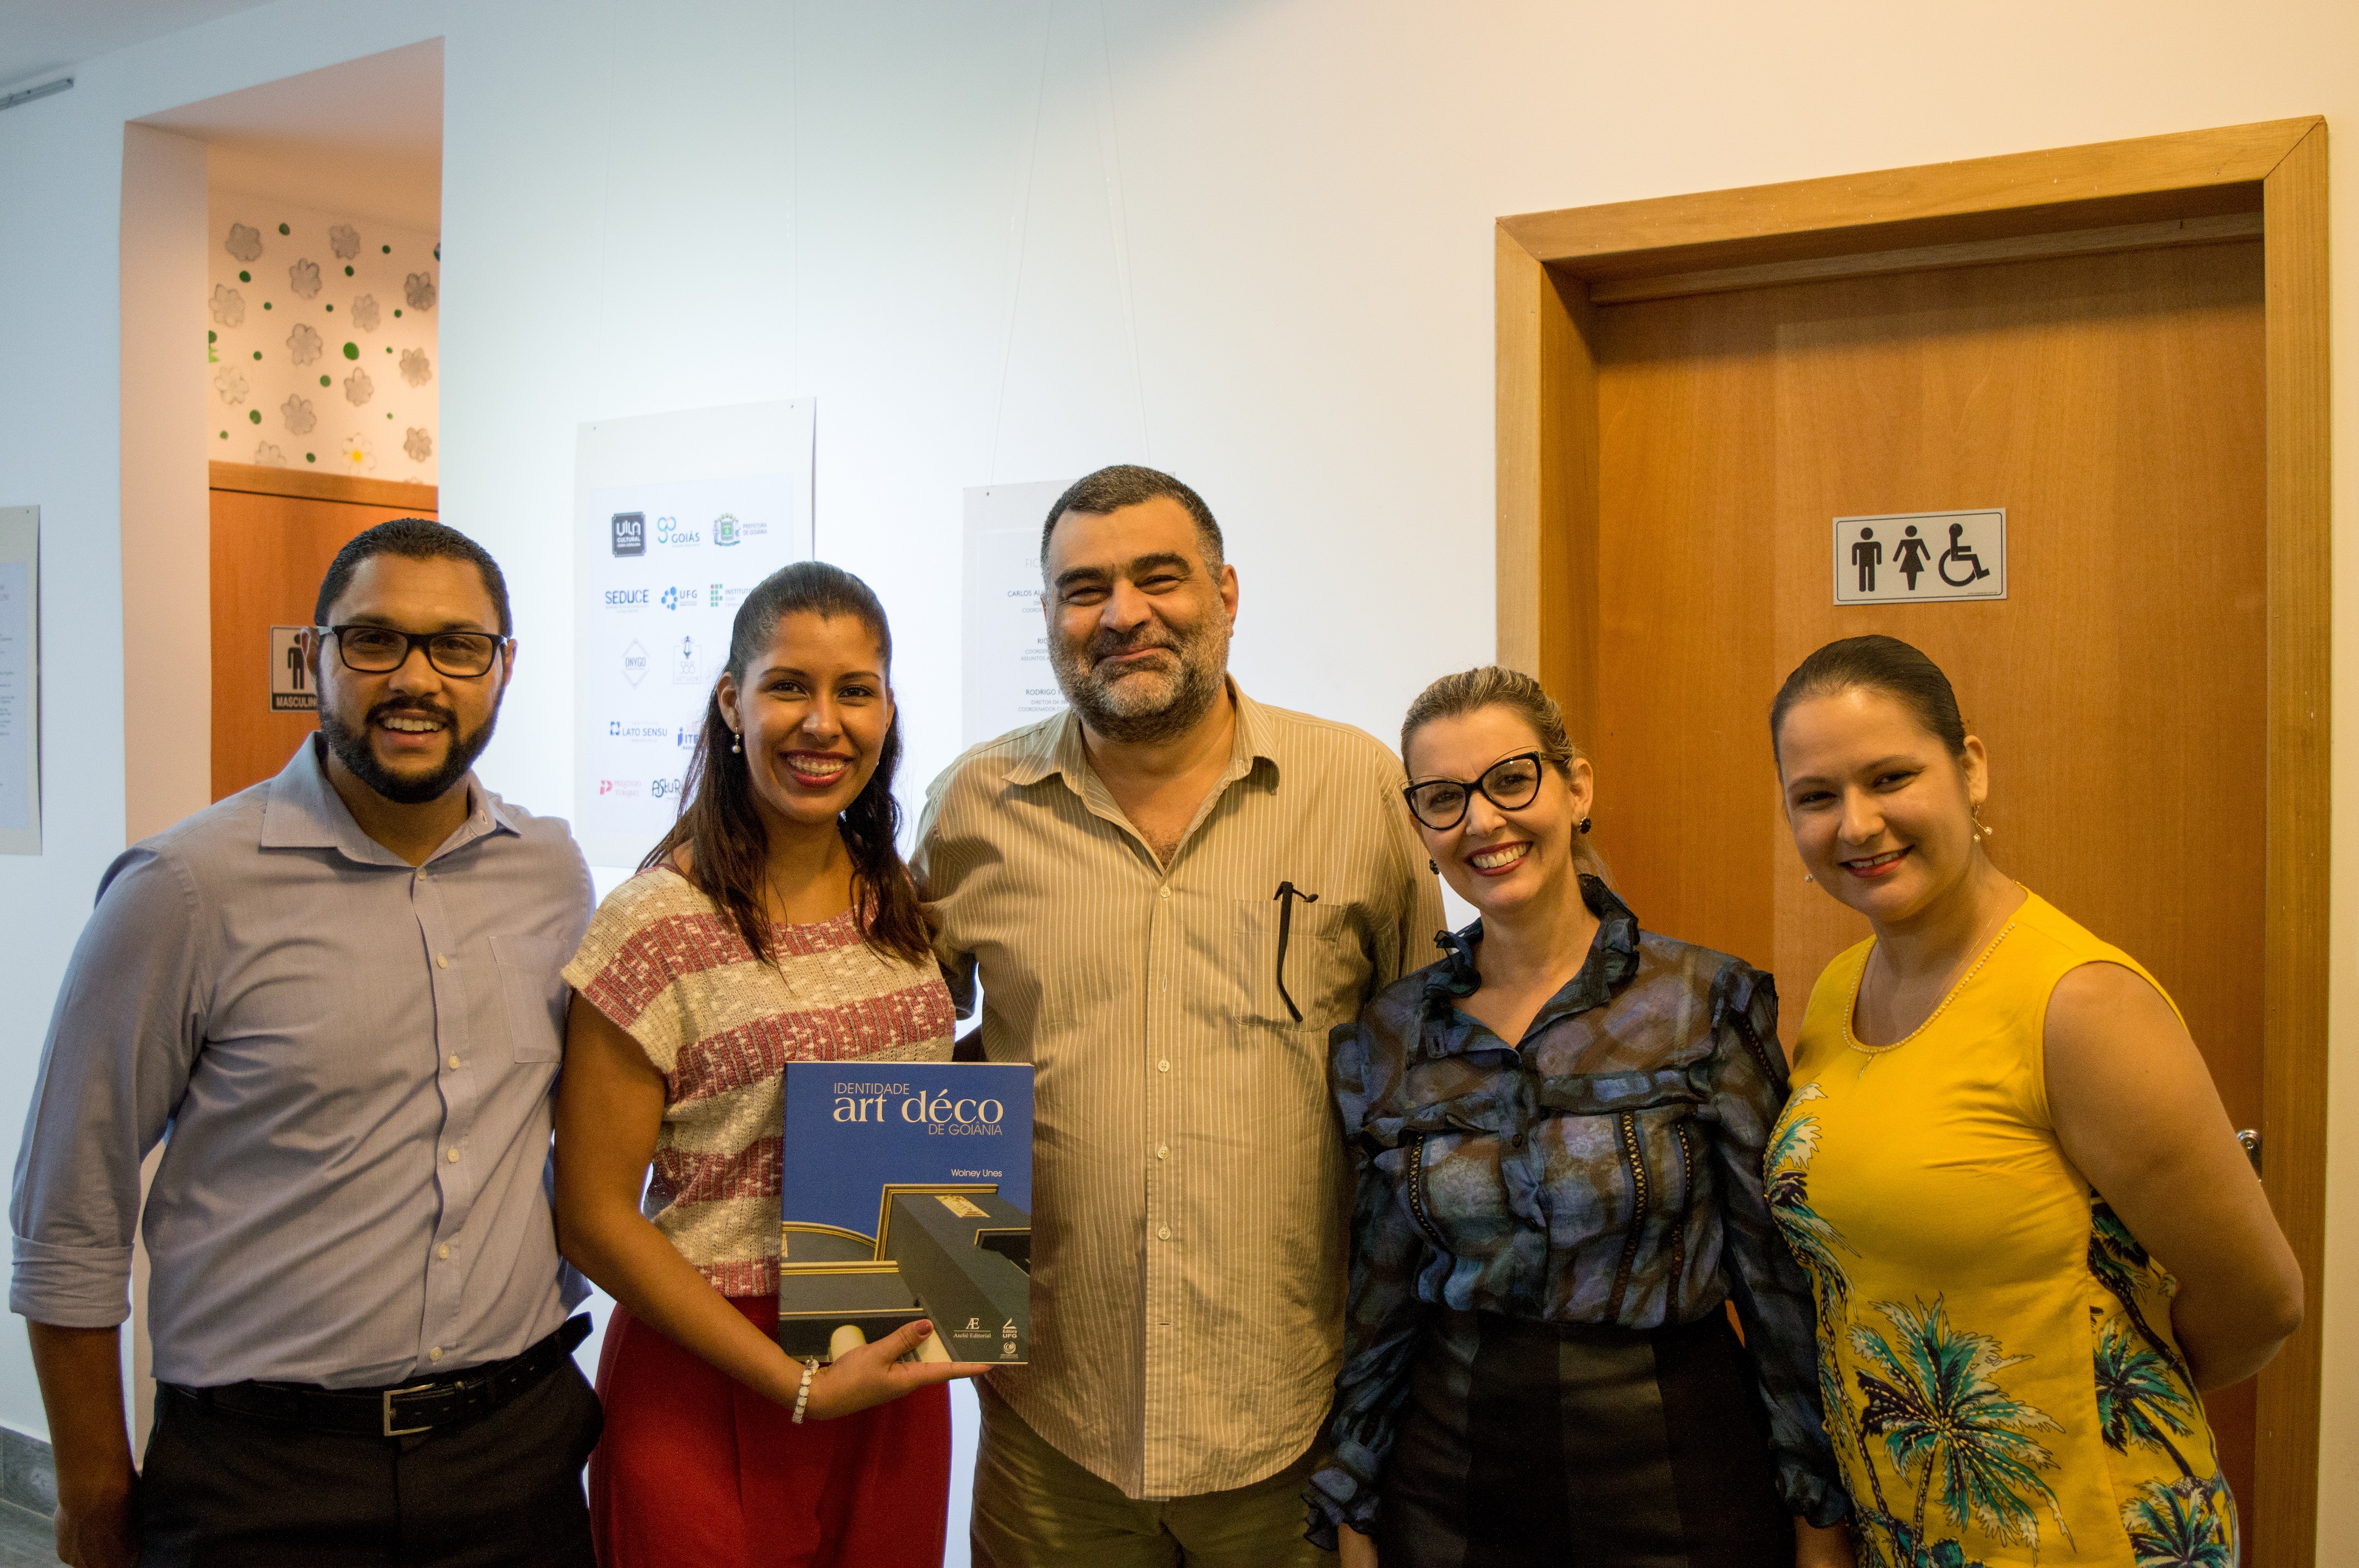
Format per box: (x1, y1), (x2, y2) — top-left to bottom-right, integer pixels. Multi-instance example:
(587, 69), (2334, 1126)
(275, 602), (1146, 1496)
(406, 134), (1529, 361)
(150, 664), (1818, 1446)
(610, 512), (645, 556)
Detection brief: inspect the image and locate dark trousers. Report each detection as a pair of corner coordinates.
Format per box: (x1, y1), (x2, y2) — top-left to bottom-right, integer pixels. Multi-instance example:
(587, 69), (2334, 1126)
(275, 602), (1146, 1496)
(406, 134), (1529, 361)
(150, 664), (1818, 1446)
(137, 1355), (604, 1568)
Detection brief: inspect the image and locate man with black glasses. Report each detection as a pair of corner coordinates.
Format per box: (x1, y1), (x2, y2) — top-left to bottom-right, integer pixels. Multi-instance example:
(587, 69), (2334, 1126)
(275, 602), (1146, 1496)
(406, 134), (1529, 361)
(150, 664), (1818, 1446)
(12, 519), (599, 1567)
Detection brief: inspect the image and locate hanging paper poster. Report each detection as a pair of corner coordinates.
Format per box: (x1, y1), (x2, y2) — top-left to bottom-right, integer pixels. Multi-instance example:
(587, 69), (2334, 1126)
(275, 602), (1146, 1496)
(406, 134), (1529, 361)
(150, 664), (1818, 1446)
(574, 402), (814, 870)
(962, 480), (1072, 748)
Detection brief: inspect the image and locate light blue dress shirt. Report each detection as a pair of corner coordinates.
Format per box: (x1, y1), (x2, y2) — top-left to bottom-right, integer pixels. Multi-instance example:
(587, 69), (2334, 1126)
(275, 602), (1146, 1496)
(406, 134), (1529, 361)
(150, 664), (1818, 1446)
(10, 737), (592, 1388)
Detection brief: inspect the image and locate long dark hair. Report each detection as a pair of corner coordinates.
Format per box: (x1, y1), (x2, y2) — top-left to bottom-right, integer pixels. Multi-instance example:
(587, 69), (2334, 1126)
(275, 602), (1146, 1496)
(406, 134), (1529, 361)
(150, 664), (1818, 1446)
(643, 561), (931, 967)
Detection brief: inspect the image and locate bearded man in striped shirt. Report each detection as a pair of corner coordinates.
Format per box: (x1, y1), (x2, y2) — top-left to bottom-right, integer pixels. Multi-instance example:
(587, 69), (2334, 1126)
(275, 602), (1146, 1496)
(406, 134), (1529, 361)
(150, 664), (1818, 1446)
(914, 465), (1443, 1567)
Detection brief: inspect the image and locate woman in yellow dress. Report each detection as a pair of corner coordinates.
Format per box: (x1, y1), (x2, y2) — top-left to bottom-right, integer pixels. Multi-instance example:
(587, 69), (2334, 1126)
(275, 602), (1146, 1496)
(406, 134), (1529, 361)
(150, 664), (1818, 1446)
(1763, 635), (2301, 1566)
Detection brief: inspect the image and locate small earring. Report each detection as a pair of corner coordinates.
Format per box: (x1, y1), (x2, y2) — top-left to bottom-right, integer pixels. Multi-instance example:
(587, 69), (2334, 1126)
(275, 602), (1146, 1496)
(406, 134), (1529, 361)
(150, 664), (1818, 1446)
(1578, 816), (1592, 835)
(1429, 859), (1440, 874)
(730, 731), (742, 755)
(1803, 872), (1816, 883)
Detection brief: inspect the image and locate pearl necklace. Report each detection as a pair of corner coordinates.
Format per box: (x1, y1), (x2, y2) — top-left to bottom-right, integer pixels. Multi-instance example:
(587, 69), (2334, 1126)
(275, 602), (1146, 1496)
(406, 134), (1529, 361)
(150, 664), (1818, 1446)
(1845, 919), (2019, 1057)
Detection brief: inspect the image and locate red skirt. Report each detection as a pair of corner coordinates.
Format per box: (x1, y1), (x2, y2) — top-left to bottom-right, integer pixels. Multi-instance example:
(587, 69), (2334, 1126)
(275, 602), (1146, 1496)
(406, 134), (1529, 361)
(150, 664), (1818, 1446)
(589, 1294), (952, 1568)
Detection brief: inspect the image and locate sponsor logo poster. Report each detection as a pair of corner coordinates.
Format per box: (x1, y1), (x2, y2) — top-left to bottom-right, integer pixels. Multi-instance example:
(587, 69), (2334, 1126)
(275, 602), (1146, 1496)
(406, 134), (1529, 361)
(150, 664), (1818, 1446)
(574, 402), (814, 867)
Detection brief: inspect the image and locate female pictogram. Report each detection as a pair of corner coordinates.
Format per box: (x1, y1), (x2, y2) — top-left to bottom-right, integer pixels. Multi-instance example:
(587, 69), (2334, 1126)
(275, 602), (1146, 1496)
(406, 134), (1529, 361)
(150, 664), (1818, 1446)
(1892, 525), (1933, 590)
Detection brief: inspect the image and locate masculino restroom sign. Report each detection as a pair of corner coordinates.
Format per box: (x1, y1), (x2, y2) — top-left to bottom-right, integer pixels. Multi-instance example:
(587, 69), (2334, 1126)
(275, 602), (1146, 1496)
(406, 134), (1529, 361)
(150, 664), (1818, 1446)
(1832, 509), (2006, 606)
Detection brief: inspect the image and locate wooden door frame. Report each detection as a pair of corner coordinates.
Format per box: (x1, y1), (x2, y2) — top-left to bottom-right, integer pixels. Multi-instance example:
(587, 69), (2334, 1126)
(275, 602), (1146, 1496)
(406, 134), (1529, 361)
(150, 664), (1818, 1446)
(208, 459), (438, 513)
(1495, 117), (2329, 1564)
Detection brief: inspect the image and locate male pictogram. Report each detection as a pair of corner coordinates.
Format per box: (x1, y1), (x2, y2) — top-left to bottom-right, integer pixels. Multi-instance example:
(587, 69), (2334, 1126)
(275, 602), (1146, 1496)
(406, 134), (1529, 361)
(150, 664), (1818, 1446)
(285, 642), (307, 691)
(1850, 527), (1882, 593)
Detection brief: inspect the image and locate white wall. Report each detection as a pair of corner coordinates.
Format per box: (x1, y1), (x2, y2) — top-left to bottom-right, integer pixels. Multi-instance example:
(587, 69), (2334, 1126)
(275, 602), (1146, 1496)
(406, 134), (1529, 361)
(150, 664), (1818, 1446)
(2, 0), (2354, 1551)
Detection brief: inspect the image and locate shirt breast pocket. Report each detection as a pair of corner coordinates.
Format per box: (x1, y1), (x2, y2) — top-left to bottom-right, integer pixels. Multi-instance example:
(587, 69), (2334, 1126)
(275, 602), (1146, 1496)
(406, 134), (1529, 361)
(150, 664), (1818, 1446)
(490, 935), (569, 1063)
(1231, 897), (1363, 1033)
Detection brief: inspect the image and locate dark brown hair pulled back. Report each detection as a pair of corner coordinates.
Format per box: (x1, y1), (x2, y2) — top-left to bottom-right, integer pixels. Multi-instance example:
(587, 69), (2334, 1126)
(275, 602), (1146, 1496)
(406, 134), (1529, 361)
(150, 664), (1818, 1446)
(1769, 634), (1969, 761)
(643, 560), (931, 967)
(1401, 665), (1607, 882)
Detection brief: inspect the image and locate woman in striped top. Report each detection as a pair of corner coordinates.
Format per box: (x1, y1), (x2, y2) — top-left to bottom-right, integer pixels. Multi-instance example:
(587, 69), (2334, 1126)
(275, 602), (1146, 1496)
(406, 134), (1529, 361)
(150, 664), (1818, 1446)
(556, 562), (991, 1568)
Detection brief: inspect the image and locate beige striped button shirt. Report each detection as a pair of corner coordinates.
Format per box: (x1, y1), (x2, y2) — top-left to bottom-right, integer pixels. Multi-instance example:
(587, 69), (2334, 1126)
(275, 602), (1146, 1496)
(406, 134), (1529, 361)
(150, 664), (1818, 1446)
(913, 684), (1444, 1500)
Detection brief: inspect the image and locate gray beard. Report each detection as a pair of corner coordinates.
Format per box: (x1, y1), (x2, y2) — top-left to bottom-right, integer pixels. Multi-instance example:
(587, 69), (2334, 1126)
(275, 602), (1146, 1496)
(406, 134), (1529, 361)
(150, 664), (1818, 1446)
(1053, 627), (1228, 745)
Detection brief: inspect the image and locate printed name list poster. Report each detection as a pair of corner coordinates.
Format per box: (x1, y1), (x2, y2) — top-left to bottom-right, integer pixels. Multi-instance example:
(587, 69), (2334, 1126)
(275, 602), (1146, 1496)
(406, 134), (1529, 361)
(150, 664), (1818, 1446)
(574, 402), (814, 869)
(962, 480), (1073, 748)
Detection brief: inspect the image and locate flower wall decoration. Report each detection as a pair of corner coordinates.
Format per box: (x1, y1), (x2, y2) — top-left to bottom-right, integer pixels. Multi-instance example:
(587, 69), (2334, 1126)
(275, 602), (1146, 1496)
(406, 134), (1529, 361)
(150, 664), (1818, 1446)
(210, 198), (436, 477)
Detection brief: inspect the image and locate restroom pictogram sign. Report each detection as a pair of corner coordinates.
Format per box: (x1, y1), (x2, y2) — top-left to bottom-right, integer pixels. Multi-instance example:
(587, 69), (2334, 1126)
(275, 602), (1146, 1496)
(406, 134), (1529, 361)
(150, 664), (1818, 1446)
(270, 625), (317, 712)
(1832, 509), (2006, 606)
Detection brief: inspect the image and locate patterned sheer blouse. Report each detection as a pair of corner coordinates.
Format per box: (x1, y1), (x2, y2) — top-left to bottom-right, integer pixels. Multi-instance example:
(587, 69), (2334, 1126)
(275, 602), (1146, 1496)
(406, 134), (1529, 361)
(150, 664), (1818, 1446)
(1307, 876), (1847, 1539)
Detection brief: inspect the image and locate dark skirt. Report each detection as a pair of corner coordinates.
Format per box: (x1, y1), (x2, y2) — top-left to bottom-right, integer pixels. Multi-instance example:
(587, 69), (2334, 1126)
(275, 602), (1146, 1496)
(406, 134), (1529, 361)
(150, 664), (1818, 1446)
(1375, 1307), (1792, 1568)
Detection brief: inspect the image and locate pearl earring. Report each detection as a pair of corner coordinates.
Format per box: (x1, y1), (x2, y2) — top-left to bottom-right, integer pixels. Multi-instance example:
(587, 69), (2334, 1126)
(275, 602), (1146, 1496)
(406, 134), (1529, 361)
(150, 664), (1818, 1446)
(730, 732), (742, 755)
(1803, 872), (1816, 883)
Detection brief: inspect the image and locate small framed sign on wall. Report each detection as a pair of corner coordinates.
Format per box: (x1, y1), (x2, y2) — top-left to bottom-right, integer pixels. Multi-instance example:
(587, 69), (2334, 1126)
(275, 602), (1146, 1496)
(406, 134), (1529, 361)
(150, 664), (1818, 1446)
(0, 505), (39, 855)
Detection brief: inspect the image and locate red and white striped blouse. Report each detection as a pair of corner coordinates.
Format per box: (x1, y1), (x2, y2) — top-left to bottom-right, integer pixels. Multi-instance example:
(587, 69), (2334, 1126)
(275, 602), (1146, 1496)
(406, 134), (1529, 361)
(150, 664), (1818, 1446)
(564, 867), (955, 1297)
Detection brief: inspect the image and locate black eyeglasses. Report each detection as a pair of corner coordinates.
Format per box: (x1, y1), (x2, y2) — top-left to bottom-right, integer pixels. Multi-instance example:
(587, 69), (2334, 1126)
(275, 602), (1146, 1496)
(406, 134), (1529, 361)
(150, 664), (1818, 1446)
(1402, 751), (1545, 831)
(318, 624), (511, 679)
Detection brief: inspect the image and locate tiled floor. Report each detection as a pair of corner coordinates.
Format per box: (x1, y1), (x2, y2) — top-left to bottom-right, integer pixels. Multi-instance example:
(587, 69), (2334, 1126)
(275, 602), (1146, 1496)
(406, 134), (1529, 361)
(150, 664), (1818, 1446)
(0, 1503), (60, 1567)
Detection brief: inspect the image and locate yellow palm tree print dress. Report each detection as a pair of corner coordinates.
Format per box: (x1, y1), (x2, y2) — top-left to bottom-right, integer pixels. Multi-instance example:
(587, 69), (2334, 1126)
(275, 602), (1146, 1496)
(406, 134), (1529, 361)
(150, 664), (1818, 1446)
(1768, 892), (2233, 1567)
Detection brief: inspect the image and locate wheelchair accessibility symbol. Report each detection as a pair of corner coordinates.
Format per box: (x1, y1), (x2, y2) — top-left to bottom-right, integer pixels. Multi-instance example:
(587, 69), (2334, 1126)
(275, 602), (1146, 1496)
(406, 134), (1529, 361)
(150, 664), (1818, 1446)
(1832, 509), (2006, 606)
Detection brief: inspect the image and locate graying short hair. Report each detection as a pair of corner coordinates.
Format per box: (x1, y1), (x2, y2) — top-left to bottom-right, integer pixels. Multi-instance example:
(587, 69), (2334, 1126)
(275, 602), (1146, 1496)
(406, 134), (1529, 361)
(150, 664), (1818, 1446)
(1040, 465), (1224, 571)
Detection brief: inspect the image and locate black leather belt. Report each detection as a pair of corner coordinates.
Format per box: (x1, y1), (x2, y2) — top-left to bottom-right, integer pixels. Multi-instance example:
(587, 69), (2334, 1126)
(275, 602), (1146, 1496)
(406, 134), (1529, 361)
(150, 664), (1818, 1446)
(165, 1314), (592, 1438)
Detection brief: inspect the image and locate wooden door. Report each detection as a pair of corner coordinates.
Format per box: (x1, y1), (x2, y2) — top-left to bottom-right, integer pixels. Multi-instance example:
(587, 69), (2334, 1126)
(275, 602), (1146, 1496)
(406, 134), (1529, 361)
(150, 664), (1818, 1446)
(1582, 239), (2265, 1511)
(208, 462), (438, 800)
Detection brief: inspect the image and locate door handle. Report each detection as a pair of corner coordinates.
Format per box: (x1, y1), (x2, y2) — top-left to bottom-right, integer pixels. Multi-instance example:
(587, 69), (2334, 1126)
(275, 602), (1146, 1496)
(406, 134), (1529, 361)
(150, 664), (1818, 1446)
(2235, 1128), (2262, 1175)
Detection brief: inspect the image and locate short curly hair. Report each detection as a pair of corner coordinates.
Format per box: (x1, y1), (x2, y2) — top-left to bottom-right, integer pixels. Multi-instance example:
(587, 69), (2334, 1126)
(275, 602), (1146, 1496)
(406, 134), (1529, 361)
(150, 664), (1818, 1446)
(313, 517), (512, 635)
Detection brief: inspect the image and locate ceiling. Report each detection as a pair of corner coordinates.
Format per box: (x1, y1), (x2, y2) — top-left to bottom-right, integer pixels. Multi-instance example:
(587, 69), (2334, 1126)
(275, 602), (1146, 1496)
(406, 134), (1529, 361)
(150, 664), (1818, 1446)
(0, 0), (279, 94)
(140, 40), (443, 232)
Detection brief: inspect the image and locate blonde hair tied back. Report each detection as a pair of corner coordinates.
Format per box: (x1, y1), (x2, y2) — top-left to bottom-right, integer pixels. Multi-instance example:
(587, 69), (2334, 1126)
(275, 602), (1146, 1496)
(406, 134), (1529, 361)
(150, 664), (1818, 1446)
(1400, 665), (1609, 884)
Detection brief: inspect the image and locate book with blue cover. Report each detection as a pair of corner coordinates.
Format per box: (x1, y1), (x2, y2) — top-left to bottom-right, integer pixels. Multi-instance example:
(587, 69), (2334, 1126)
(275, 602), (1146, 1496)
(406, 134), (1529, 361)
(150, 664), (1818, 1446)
(777, 1061), (1034, 1365)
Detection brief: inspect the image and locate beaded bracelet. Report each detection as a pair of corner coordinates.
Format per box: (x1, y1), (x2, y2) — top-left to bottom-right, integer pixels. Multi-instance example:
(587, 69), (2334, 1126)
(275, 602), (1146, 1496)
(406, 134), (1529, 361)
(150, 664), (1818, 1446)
(791, 1357), (819, 1424)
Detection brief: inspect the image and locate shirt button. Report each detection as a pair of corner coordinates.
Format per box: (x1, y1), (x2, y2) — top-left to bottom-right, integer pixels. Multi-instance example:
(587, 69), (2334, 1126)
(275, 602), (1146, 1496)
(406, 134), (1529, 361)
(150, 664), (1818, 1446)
(437, 1244), (451, 1260)
(446, 1054), (462, 1071)
(446, 1148), (461, 1163)
(1158, 886), (1171, 901)
(428, 1347), (443, 1363)
(435, 954), (449, 969)
(1156, 1145), (1169, 1161)
(1157, 1226), (1172, 1241)
(1157, 1059), (1170, 1073)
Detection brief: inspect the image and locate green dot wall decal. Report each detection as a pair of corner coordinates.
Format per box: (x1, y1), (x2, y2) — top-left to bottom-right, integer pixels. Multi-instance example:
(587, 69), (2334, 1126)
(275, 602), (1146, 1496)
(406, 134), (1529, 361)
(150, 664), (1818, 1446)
(278, 223), (290, 235)
(324, 304), (333, 312)
(263, 301), (272, 310)
(319, 374), (330, 386)
(381, 244), (390, 254)
(218, 430), (227, 439)
(393, 308), (403, 318)
(386, 412), (394, 419)
(344, 265), (354, 276)
(249, 410), (261, 424)
(305, 453), (316, 463)
(343, 342), (359, 360)
(238, 270), (250, 282)
(252, 350), (262, 360)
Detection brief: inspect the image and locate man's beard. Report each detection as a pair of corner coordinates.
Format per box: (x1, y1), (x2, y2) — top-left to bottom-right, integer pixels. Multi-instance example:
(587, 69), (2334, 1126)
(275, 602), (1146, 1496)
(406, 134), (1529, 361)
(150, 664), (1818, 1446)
(319, 696), (499, 806)
(1050, 614), (1229, 745)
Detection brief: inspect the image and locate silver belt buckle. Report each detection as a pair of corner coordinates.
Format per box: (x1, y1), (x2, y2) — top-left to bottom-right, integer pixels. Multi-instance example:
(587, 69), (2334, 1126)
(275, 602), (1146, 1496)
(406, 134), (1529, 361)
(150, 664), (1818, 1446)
(382, 1381), (438, 1438)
